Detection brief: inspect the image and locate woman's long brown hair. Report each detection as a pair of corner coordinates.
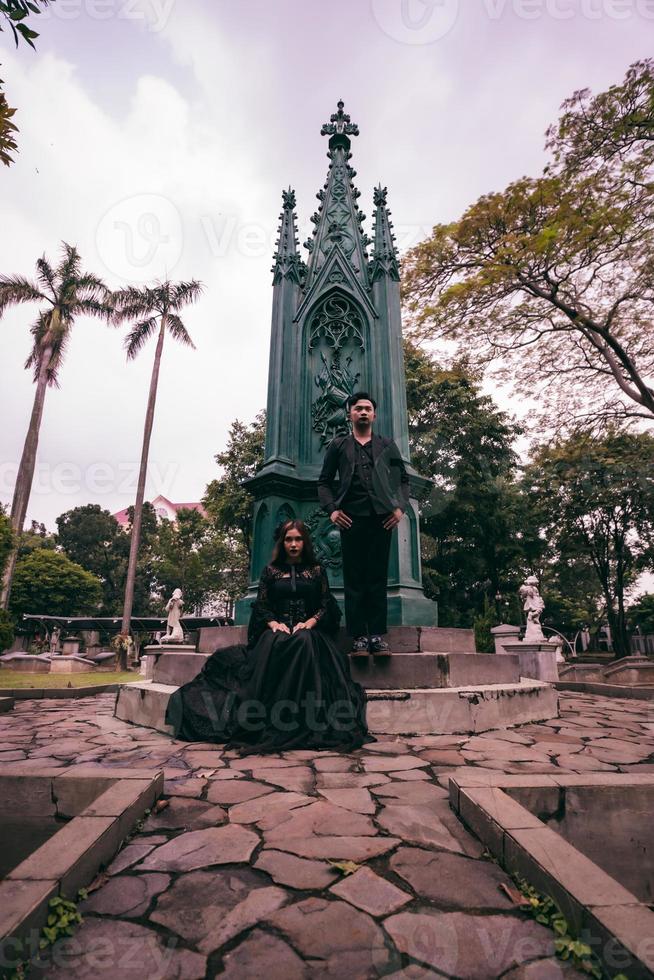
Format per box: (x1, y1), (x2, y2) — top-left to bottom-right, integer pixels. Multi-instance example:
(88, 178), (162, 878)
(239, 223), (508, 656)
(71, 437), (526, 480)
(270, 519), (318, 567)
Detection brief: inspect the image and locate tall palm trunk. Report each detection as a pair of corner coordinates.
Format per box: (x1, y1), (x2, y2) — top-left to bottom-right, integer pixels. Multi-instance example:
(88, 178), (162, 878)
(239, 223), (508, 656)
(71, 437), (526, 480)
(120, 315), (166, 653)
(0, 337), (54, 609)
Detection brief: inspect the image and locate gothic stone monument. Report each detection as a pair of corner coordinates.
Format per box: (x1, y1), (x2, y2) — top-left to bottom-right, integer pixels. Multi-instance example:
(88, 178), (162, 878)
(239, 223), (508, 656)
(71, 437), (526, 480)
(235, 101), (435, 627)
(115, 102), (559, 735)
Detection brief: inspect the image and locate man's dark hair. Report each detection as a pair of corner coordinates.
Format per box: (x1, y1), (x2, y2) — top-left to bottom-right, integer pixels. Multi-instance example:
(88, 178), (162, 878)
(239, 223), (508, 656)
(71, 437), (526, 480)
(347, 391), (377, 411)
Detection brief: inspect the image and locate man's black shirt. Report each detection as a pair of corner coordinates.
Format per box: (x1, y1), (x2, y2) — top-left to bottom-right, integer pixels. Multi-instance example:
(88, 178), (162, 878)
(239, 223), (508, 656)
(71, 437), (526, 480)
(317, 432), (410, 516)
(342, 439), (388, 516)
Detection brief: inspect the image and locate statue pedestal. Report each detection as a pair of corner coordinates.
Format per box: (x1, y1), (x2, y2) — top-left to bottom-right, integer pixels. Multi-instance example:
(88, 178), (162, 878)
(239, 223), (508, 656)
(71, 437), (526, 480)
(503, 641), (560, 683)
(140, 643), (197, 681)
(490, 624), (521, 655)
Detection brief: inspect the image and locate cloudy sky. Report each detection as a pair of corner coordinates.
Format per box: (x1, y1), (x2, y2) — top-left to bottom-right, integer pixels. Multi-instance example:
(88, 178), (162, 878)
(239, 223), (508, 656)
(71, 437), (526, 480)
(0, 0), (651, 530)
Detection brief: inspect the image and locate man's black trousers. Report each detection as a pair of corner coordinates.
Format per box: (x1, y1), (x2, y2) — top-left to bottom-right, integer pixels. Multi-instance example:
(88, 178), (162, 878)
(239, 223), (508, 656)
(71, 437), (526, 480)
(339, 515), (392, 637)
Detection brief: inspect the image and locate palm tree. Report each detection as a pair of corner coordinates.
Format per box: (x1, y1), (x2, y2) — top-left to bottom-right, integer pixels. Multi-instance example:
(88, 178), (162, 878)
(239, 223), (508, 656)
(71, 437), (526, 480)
(113, 280), (203, 649)
(0, 243), (112, 608)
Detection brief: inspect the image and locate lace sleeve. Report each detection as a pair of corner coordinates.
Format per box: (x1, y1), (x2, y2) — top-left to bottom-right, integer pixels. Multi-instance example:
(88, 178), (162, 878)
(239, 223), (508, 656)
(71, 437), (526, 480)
(247, 565), (277, 645)
(312, 565), (341, 636)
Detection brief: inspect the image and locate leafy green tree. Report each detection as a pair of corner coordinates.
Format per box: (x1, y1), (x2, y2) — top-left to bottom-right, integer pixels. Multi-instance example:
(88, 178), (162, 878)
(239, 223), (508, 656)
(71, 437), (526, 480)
(403, 59), (654, 431)
(0, 507), (14, 651)
(405, 341), (532, 629)
(628, 594), (654, 635)
(0, 243), (112, 609)
(0, 89), (16, 167)
(9, 548), (102, 618)
(523, 430), (654, 658)
(537, 560), (605, 643)
(17, 519), (55, 557)
(112, 280), (203, 636)
(0, 1), (52, 166)
(0, 506), (13, 578)
(124, 501), (159, 615)
(152, 509), (230, 614)
(203, 411), (266, 560)
(56, 504), (128, 613)
(0, 2), (50, 50)
(0, 609), (14, 652)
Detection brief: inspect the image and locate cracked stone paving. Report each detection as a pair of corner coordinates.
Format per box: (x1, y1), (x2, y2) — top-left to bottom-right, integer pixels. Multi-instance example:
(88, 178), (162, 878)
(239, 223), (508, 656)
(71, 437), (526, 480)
(1, 691), (653, 978)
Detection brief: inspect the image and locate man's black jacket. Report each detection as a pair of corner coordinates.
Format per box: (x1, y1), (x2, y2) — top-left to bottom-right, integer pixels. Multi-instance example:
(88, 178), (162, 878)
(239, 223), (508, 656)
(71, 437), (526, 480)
(317, 433), (410, 515)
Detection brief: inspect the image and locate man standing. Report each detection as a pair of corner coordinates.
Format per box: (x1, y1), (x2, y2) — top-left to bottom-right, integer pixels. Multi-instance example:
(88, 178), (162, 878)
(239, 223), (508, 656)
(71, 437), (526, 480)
(318, 392), (409, 656)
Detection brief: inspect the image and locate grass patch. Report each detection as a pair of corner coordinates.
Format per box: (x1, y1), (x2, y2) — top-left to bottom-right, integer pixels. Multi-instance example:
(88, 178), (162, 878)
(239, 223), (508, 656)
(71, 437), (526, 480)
(0, 670), (136, 689)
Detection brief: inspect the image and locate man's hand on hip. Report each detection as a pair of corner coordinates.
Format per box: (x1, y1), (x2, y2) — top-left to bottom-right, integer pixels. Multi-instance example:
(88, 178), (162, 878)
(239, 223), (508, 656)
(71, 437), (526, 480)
(383, 508), (403, 530)
(330, 510), (352, 529)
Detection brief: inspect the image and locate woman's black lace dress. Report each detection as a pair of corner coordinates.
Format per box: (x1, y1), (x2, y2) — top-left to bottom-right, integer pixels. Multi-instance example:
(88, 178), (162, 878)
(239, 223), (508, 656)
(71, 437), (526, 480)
(165, 563), (373, 753)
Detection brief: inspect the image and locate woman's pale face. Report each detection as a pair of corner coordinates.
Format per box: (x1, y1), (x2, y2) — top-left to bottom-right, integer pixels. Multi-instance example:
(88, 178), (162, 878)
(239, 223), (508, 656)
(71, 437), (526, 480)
(284, 529), (304, 562)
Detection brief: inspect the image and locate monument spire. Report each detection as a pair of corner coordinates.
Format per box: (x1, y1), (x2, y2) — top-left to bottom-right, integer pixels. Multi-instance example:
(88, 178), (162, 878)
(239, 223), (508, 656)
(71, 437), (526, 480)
(371, 184), (400, 282)
(272, 187), (303, 285)
(320, 99), (360, 146)
(263, 187), (303, 468)
(236, 100), (436, 630)
(303, 100), (371, 295)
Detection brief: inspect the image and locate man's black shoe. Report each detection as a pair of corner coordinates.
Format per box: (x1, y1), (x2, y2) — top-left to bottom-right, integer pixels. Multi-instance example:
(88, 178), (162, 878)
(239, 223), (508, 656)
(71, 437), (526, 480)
(369, 635), (391, 656)
(350, 636), (370, 657)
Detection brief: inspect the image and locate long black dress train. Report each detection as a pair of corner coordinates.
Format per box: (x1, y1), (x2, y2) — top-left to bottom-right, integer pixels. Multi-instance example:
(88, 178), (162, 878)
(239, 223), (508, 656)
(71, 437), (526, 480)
(165, 562), (373, 753)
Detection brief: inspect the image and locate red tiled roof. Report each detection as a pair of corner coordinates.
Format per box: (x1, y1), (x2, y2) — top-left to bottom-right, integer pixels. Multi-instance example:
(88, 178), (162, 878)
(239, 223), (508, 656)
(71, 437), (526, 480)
(112, 500), (207, 526)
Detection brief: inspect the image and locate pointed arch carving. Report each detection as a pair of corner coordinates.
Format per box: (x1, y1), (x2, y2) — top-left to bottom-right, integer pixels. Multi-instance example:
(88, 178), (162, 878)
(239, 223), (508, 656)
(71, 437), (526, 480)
(307, 289), (366, 352)
(305, 289), (369, 448)
(274, 503), (296, 535)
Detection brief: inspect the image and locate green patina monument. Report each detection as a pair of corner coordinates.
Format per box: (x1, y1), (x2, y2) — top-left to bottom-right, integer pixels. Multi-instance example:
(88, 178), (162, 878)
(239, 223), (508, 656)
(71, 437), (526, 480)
(235, 101), (437, 626)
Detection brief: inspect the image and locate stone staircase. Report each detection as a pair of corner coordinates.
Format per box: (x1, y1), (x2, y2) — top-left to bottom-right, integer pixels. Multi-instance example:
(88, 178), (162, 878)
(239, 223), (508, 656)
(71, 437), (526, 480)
(178, 624), (525, 691)
(114, 625), (558, 736)
(559, 655), (654, 687)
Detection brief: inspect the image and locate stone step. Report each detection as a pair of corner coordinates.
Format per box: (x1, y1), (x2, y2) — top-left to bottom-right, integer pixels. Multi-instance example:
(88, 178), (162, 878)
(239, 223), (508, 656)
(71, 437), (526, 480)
(154, 653), (209, 686)
(415, 627), (476, 653)
(197, 624), (477, 656)
(350, 653), (520, 690)
(150, 650), (520, 690)
(558, 658), (654, 687)
(114, 679), (558, 737)
(559, 664), (607, 684)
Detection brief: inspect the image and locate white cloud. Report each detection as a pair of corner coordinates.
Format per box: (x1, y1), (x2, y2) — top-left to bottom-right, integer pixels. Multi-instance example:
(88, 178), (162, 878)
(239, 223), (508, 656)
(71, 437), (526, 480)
(0, 3), (650, 534)
(0, 37), (275, 529)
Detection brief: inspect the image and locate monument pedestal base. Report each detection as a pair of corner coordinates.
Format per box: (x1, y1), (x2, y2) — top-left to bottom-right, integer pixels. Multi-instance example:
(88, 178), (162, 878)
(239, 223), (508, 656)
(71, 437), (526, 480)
(115, 678), (558, 736)
(115, 625), (559, 736)
(235, 586), (438, 628)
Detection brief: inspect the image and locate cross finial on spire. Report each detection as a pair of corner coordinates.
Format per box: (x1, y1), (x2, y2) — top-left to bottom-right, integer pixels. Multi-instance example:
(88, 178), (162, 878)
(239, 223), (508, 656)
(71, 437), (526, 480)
(321, 100), (359, 139)
(373, 184), (388, 207)
(282, 186), (296, 211)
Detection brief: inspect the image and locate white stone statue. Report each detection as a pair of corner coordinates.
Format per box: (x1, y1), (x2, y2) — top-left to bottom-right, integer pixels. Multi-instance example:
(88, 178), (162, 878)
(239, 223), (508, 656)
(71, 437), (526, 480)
(519, 575), (546, 643)
(49, 625), (61, 655)
(161, 588), (184, 643)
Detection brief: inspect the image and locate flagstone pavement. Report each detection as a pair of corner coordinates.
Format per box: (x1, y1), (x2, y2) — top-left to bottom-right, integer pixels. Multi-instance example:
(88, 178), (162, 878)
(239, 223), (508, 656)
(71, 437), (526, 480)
(1, 691), (653, 978)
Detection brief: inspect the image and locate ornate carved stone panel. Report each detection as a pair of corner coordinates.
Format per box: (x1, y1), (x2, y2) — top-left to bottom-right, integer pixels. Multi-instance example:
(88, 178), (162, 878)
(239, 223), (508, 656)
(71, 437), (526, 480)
(305, 507), (342, 569)
(308, 292), (365, 352)
(308, 292), (366, 448)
